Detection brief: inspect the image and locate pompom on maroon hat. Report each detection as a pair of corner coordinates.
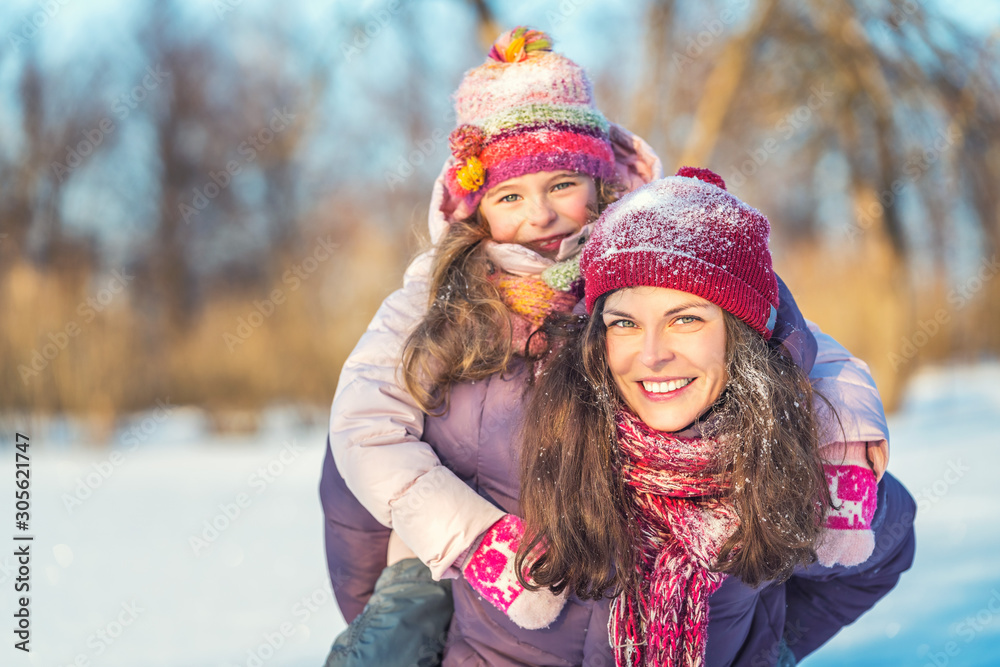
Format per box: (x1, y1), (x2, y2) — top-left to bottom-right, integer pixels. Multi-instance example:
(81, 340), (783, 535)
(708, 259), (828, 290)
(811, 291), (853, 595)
(581, 167), (780, 339)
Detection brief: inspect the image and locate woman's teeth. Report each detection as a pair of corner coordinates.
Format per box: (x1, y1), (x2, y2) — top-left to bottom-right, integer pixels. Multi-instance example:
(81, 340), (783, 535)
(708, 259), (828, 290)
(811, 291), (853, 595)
(641, 378), (693, 393)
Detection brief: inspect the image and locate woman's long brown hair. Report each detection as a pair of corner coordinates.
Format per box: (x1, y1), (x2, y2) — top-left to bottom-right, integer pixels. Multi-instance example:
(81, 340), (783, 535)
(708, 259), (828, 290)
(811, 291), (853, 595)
(401, 179), (622, 415)
(516, 295), (833, 600)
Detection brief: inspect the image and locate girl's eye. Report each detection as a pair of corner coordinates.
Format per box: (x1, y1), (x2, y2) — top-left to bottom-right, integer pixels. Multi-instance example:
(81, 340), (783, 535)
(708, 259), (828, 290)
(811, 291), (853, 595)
(552, 181), (575, 192)
(675, 316), (700, 326)
(608, 319), (636, 329)
(500, 193), (521, 203)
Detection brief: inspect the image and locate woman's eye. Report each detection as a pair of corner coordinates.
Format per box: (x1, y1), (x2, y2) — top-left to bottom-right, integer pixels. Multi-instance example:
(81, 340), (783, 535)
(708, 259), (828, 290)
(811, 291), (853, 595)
(608, 319), (636, 329)
(675, 316), (700, 325)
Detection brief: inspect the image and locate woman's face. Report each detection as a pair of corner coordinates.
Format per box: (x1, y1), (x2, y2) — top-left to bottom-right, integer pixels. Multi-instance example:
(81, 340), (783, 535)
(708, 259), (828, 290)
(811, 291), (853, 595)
(603, 287), (728, 433)
(478, 170), (597, 259)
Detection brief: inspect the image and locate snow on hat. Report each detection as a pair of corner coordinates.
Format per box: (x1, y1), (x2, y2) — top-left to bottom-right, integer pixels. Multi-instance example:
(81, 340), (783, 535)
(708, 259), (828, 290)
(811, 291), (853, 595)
(581, 167), (780, 339)
(446, 27), (617, 210)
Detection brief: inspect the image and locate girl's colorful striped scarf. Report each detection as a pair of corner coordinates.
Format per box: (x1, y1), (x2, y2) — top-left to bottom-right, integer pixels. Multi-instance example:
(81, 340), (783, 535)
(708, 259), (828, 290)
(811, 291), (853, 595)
(493, 256), (583, 357)
(610, 408), (737, 667)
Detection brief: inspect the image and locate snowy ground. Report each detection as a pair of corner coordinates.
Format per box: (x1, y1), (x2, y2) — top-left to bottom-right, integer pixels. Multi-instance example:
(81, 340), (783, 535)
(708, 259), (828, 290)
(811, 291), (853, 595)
(805, 362), (1000, 667)
(0, 408), (345, 667)
(1, 363), (999, 667)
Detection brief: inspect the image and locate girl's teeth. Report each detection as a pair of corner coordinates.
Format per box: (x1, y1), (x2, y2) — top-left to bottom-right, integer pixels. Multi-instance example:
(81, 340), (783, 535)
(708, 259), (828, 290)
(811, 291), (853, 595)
(642, 378), (693, 393)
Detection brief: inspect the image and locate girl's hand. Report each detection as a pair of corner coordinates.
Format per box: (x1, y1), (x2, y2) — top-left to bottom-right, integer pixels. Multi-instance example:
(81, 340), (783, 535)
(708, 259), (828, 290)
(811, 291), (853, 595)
(816, 442), (878, 567)
(462, 514), (567, 629)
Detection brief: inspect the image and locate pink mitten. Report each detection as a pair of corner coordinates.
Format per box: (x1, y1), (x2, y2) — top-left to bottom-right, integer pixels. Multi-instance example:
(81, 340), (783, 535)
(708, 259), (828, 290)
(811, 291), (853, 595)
(463, 514), (567, 629)
(816, 442), (878, 567)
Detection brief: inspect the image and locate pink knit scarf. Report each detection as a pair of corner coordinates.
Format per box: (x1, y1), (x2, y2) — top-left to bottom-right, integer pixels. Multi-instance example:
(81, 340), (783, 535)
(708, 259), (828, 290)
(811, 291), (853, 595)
(610, 409), (738, 667)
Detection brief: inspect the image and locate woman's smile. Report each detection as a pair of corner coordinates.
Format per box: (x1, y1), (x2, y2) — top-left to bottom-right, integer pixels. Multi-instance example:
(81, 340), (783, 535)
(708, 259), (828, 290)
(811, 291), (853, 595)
(638, 377), (694, 397)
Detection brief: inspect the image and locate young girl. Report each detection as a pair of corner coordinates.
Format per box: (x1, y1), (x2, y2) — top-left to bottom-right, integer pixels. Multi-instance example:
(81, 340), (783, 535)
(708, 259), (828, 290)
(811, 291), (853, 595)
(517, 168), (916, 667)
(320, 28), (893, 665)
(321, 27), (663, 665)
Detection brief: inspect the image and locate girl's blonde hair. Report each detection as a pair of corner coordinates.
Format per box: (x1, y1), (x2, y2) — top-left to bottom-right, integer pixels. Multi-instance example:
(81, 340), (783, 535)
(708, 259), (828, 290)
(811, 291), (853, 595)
(401, 178), (622, 415)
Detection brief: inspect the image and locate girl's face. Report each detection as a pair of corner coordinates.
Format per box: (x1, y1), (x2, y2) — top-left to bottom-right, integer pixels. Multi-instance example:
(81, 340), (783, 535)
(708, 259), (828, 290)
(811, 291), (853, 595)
(603, 287), (728, 433)
(479, 170), (597, 259)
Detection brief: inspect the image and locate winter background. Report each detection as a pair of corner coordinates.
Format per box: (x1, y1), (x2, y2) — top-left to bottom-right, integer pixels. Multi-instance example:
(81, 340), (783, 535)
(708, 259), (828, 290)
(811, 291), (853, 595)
(2, 0), (1000, 665)
(2, 362), (999, 667)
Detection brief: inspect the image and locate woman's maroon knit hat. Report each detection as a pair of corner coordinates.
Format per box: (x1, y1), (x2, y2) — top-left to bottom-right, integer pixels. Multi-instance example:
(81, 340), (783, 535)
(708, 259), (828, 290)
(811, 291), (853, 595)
(581, 167), (779, 339)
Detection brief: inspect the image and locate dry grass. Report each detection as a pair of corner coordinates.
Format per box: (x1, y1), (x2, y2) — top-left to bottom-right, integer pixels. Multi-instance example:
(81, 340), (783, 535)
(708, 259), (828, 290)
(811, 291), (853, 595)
(2, 224), (407, 425)
(776, 241), (1000, 411)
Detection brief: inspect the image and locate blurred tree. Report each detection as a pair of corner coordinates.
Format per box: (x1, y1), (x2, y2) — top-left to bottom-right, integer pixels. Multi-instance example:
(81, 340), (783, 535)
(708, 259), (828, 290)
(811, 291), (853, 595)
(0, 47), (108, 278)
(626, 0), (999, 404)
(643, 0), (998, 262)
(128, 0), (319, 335)
(468, 0), (501, 50)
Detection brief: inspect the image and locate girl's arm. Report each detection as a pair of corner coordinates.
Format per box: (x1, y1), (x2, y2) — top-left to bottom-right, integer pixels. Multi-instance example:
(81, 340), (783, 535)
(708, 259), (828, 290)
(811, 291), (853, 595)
(807, 323), (889, 480)
(329, 251), (505, 579)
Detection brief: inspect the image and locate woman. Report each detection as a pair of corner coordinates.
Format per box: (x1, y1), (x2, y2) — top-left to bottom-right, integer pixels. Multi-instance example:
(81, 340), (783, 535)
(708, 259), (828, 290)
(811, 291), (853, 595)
(518, 168), (916, 666)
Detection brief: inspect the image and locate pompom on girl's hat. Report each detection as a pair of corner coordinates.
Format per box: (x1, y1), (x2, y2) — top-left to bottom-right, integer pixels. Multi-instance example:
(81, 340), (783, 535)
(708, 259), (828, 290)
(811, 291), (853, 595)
(446, 27), (617, 211)
(581, 167), (780, 339)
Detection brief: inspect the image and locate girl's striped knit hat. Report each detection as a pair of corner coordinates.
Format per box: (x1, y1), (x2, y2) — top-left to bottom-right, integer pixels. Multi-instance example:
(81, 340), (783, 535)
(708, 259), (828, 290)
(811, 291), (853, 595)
(446, 27), (617, 209)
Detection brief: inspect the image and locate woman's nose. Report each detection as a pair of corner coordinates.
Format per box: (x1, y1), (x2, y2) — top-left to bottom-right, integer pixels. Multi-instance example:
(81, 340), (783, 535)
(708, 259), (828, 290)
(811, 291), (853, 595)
(640, 330), (675, 368)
